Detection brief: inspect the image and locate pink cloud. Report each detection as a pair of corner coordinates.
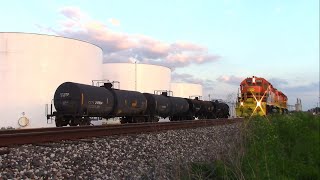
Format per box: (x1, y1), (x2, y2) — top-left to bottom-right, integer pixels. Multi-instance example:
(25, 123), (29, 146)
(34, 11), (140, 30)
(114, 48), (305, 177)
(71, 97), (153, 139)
(59, 6), (86, 20)
(42, 6), (221, 69)
(171, 41), (206, 52)
(217, 75), (243, 85)
(60, 20), (77, 28)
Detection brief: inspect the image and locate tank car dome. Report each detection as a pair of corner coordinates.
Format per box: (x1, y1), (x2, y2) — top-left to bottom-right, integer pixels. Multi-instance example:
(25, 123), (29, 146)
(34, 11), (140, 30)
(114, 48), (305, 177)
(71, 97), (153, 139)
(0, 32), (103, 128)
(102, 63), (171, 93)
(170, 82), (203, 99)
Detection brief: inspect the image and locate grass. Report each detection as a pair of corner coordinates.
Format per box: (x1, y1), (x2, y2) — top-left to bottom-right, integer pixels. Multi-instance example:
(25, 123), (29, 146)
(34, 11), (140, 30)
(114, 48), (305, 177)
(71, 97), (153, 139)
(185, 112), (320, 180)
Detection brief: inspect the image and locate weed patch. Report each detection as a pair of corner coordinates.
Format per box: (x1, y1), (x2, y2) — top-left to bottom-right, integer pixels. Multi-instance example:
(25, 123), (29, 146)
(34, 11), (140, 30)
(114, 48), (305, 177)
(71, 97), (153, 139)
(186, 113), (320, 180)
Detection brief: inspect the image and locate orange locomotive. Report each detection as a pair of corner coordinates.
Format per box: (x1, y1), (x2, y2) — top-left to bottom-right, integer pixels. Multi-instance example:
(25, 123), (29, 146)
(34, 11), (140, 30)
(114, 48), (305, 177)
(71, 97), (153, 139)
(236, 76), (288, 117)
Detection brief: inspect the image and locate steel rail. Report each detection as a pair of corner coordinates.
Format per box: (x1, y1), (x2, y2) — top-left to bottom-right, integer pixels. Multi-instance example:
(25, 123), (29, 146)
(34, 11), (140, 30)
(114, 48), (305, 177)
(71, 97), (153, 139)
(0, 118), (242, 147)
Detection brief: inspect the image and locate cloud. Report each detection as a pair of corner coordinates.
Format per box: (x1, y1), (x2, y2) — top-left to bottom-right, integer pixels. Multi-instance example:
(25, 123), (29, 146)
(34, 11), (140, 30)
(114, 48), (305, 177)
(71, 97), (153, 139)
(268, 78), (289, 88)
(282, 82), (319, 110)
(172, 73), (214, 85)
(38, 6), (220, 70)
(283, 82), (318, 94)
(172, 73), (240, 101)
(216, 75), (243, 86)
(171, 72), (217, 97)
(59, 6), (86, 20)
(171, 41), (206, 52)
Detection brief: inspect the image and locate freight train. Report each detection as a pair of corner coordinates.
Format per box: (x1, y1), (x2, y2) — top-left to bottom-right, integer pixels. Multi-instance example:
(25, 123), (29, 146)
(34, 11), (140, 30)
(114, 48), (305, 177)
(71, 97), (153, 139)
(235, 76), (288, 117)
(47, 82), (230, 127)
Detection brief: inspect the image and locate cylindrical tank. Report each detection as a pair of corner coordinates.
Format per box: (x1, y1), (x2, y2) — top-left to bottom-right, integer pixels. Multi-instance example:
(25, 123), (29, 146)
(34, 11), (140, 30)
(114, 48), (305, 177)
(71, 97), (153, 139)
(111, 89), (147, 116)
(54, 82), (114, 116)
(0, 33), (103, 128)
(213, 100), (230, 118)
(170, 83), (203, 98)
(143, 93), (171, 118)
(102, 63), (171, 93)
(168, 97), (189, 116)
(198, 101), (215, 119)
(185, 98), (202, 116)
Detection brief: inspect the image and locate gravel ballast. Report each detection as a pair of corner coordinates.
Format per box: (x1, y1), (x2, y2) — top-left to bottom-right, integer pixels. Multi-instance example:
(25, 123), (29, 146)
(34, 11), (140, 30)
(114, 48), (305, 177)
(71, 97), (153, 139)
(0, 122), (241, 179)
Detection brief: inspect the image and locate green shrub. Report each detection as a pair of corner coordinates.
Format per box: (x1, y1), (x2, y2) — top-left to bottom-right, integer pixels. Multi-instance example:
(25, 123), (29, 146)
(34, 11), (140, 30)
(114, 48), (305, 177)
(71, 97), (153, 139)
(187, 112), (320, 180)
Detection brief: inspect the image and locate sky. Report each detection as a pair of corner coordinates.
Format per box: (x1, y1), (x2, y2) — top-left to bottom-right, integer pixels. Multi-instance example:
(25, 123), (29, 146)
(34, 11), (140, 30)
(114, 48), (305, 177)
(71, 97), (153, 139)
(0, 0), (319, 110)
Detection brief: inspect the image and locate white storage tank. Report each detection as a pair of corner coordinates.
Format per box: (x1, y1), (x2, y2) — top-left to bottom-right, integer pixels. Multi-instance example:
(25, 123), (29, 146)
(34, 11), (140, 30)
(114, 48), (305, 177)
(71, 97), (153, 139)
(0, 32), (103, 128)
(102, 63), (171, 93)
(170, 83), (203, 99)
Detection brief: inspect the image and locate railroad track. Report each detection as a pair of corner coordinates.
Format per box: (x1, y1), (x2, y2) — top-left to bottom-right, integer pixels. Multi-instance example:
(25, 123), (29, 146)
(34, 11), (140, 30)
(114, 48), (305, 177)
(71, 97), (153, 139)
(0, 118), (242, 147)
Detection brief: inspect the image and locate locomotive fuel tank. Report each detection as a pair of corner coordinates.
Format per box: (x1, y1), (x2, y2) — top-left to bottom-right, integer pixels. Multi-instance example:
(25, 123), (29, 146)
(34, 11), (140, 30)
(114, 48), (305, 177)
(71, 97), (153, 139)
(168, 97), (189, 116)
(110, 89), (147, 116)
(143, 93), (171, 118)
(54, 82), (114, 116)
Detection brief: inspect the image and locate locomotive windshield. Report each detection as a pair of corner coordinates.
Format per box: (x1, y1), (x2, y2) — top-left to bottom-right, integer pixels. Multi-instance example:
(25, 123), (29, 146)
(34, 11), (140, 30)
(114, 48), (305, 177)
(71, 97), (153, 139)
(245, 79), (263, 86)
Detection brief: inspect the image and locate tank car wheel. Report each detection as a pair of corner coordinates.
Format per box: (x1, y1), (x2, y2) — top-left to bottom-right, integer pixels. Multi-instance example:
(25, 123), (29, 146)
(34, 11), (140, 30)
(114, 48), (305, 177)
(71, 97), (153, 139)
(149, 116), (159, 122)
(55, 117), (66, 127)
(79, 117), (91, 126)
(55, 121), (63, 127)
(120, 117), (131, 124)
(135, 117), (141, 123)
(69, 119), (79, 126)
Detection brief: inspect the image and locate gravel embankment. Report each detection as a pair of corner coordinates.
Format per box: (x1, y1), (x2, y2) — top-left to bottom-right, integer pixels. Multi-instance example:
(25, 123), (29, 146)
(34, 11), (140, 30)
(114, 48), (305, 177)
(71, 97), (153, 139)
(0, 122), (241, 179)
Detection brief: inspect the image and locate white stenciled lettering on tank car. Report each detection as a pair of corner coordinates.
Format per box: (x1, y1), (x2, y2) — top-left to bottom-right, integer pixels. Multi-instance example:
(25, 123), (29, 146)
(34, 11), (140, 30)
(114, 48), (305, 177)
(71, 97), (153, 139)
(88, 101), (94, 105)
(88, 101), (103, 105)
(60, 93), (70, 98)
(62, 100), (69, 105)
(95, 101), (103, 105)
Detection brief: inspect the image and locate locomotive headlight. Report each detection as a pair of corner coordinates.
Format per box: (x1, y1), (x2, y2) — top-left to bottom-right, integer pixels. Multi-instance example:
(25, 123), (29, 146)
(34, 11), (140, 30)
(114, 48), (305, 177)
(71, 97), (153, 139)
(256, 101), (261, 107)
(240, 102), (244, 106)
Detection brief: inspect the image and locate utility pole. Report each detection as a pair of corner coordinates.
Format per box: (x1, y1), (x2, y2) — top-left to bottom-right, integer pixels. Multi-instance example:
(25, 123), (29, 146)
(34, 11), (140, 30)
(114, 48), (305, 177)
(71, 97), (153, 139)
(134, 60), (137, 91)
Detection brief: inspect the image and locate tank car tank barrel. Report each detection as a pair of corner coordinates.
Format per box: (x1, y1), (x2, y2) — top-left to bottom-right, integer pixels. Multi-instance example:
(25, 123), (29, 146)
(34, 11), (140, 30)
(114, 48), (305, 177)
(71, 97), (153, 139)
(52, 81), (229, 126)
